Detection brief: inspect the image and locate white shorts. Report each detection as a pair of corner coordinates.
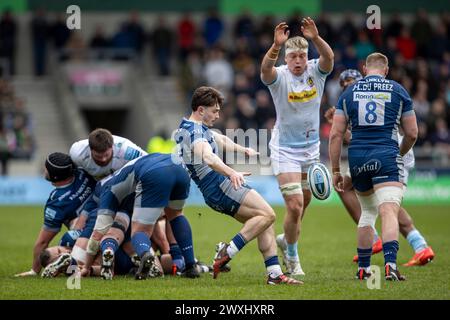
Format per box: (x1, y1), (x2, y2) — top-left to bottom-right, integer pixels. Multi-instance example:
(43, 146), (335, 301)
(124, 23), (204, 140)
(269, 142), (320, 176)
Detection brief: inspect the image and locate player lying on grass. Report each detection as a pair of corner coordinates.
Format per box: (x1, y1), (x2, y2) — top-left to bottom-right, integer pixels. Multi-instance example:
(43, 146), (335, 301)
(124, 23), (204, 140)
(330, 53), (418, 281)
(15, 152), (97, 277)
(175, 86), (301, 285)
(82, 153), (201, 280)
(325, 69), (434, 267)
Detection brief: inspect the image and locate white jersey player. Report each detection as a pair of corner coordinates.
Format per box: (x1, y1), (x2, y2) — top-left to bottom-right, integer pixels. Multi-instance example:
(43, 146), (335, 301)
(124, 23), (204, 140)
(260, 18), (334, 275)
(70, 128), (147, 180)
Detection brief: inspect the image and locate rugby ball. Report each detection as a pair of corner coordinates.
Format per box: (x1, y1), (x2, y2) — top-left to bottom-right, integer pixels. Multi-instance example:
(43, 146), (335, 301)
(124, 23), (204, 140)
(307, 163), (331, 200)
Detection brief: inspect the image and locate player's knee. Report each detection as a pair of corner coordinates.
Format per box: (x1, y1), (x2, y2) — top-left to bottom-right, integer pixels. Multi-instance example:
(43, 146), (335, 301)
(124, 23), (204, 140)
(285, 197), (303, 218)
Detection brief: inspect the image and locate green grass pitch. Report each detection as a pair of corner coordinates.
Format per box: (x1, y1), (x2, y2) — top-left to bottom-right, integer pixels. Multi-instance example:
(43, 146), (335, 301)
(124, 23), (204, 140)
(0, 204), (449, 300)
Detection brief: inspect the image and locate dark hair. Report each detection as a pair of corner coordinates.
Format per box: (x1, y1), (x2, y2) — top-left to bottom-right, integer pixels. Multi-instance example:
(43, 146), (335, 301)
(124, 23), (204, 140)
(45, 152), (74, 182)
(191, 86), (224, 111)
(88, 128), (113, 152)
(39, 249), (51, 267)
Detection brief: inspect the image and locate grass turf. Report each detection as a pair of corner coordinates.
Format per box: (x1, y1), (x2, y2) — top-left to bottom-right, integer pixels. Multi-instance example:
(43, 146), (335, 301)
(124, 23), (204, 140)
(0, 204), (449, 300)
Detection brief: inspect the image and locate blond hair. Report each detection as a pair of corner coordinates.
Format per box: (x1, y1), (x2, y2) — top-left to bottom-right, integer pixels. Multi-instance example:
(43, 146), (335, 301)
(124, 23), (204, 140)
(365, 52), (389, 70)
(285, 36), (309, 54)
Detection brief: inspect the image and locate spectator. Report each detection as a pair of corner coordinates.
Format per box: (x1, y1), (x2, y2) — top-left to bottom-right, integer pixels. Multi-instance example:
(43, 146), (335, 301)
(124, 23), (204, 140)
(151, 17), (173, 76)
(177, 12), (196, 61)
(254, 89), (276, 129)
(354, 30), (375, 61)
(411, 8), (433, 58)
(51, 13), (71, 58)
(123, 11), (145, 56)
(0, 10), (18, 75)
(413, 79), (430, 121)
(396, 27), (416, 61)
(203, 47), (233, 92)
(203, 8), (224, 47)
(384, 13), (404, 39)
(234, 93), (256, 130)
(30, 8), (49, 76)
(287, 10), (303, 37)
(90, 25), (110, 50)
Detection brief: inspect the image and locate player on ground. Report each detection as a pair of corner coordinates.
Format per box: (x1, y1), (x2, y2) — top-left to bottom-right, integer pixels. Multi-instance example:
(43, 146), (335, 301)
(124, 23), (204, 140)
(260, 18), (334, 275)
(70, 129), (191, 273)
(329, 53), (418, 281)
(175, 86), (301, 285)
(325, 69), (434, 266)
(82, 153), (200, 279)
(15, 152), (96, 277)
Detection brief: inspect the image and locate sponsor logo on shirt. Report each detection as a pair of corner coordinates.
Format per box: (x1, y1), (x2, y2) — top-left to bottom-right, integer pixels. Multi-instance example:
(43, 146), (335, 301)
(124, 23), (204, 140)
(288, 87), (318, 102)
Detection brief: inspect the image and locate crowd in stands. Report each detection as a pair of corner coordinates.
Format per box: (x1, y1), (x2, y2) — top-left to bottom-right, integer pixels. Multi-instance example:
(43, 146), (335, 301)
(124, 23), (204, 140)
(0, 79), (35, 175)
(0, 8), (449, 169)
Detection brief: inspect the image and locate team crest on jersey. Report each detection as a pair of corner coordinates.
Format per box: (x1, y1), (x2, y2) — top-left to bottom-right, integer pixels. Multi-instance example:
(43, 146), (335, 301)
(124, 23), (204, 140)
(288, 87), (318, 102)
(307, 76), (314, 87)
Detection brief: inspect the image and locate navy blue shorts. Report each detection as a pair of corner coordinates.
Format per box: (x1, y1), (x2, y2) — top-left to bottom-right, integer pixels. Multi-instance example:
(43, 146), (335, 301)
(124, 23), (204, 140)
(137, 164), (191, 208)
(348, 147), (405, 193)
(201, 174), (252, 216)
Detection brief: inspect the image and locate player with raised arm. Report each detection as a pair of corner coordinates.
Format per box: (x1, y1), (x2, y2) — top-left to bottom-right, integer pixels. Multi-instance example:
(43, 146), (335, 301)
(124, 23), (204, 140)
(325, 69), (434, 266)
(260, 18), (334, 275)
(329, 53), (418, 281)
(175, 86), (301, 285)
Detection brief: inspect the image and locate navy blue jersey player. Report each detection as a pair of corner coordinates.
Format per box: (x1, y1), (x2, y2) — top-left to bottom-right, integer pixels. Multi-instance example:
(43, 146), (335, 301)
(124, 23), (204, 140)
(83, 153), (199, 279)
(329, 53), (418, 281)
(15, 152), (96, 277)
(175, 86), (301, 285)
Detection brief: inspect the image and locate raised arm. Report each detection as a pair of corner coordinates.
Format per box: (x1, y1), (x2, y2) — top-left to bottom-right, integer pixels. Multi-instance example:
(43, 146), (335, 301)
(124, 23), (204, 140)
(301, 17), (334, 73)
(260, 22), (290, 84)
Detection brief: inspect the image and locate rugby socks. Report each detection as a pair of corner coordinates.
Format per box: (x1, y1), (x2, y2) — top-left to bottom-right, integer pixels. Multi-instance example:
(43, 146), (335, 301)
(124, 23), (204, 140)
(131, 232), (152, 258)
(169, 243), (185, 271)
(227, 233), (247, 258)
(357, 247), (372, 272)
(170, 215), (196, 268)
(101, 238), (119, 254)
(383, 240), (399, 268)
(286, 242), (298, 260)
(406, 229), (428, 253)
(265, 255), (283, 277)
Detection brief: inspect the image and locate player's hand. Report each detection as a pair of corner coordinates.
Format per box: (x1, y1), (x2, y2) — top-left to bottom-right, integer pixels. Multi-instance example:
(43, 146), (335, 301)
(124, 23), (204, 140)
(301, 17), (319, 40)
(15, 269), (38, 277)
(274, 22), (290, 48)
(244, 148), (259, 157)
(333, 172), (344, 193)
(324, 107), (336, 125)
(229, 171), (251, 190)
(80, 266), (91, 277)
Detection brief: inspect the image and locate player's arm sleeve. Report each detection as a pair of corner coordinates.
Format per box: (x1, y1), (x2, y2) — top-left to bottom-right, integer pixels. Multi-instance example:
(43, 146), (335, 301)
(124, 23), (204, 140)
(312, 58), (331, 80)
(261, 66), (281, 87)
(335, 92), (349, 121)
(69, 141), (86, 167)
(399, 86), (415, 118)
(43, 205), (64, 233)
(123, 141), (147, 160)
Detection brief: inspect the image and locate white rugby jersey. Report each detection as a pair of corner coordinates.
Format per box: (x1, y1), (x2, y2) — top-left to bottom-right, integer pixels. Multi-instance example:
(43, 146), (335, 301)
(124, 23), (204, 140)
(69, 135), (147, 180)
(266, 59), (329, 148)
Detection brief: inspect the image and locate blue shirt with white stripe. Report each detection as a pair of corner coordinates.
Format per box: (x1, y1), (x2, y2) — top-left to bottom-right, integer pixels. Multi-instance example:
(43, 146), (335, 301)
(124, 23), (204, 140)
(336, 75), (414, 151)
(43, 169), (96, 233)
